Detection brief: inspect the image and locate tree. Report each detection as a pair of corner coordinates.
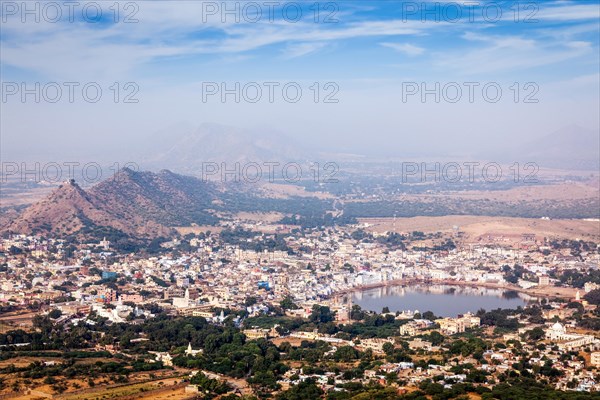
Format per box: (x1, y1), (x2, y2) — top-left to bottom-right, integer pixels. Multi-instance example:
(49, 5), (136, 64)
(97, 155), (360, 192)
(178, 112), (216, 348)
(310, 305), (335, 324)
(422, 311), (436, 320)
(32, 315), (54, 335)
(276, 378), (323, 400)
(245, 296), (258, 307)
(8, 246), (23, 255)
(425, 331), (444, 346)
(419, 380), (444, 395)
(280, 296), (299, 310)
(526, 327), (545, 342)
(382, 341), (394, 356)
(583, 289), (600, 305)
(350, 304), (366, 320)
(190, 372), (231, 395)
(334, 345), (359, 362)
(248, 371), (281, 394)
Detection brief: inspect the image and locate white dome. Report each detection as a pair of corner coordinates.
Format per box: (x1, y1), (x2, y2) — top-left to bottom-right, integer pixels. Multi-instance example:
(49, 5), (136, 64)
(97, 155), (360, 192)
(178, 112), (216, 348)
(551, 322), (565, 332)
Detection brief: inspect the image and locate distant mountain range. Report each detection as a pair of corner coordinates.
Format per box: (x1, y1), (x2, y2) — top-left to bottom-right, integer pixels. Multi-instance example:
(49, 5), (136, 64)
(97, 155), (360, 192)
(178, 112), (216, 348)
(518, 125), (599, 170)
(137, 122), (599, 172)
(4, 168), (219, 241)
(139, 123), (309, 173)
(3, 123), (597, 244)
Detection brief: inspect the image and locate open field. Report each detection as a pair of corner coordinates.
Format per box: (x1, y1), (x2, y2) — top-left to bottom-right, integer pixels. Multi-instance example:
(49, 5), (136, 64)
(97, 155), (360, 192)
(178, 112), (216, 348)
(259, 182), (334, 199)
(406, 181), (599, 202)
(0, 369), (189, 400)
(359, 181), (600, 205)
(0, 356), (64, 369)
(174, 225), (223, 235)
(0, 186), (54, 208)
(233, 211), (285, 223)
(0, 311), (39, 331)
(57, 377), (187, 400)
(359, 215), (600, 241)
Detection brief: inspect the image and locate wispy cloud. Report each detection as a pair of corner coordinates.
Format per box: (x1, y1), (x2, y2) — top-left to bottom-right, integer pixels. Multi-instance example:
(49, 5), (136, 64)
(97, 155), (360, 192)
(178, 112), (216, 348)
(380, 42), (425, 56)
(0, 0), (598, 81)
(283, 42), (328, 59)
(433, 30), (595, 75)
(538, 3), (600, 21)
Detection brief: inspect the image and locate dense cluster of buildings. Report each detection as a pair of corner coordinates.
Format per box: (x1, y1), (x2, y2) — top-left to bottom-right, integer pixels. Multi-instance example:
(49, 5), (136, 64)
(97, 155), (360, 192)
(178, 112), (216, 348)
(1, 229), (598, 314)
(0, 228), (599, 392)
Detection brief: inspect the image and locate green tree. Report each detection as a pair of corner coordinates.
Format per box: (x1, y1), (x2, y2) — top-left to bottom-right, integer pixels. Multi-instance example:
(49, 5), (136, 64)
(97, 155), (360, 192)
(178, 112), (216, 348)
(280, 296), (299, 310)
(382, 342), (394, 356)
(525, 327), (545, 342)
(583, 289), (600, 305)
(334, 345), (359, 362)
(276, 378), (323, 400)
(310, 305), (335, 324)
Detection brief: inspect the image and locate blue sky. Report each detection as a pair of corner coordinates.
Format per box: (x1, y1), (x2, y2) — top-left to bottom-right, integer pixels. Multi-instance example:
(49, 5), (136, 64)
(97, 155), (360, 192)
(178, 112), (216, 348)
(1, 0), (599, 160)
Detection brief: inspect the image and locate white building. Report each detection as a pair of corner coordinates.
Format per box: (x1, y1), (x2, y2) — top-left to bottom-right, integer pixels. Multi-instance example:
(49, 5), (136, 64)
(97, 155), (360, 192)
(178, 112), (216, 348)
(546, 322), (599, 351)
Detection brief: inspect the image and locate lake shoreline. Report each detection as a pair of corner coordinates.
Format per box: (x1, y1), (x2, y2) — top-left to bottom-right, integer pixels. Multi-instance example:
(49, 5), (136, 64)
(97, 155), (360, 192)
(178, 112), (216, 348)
(331, 278), (577, 303)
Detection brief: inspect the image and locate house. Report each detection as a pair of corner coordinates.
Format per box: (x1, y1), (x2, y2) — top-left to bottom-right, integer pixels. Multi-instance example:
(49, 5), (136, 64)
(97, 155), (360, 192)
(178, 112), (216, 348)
(435, 313), (480, 335)
(546, 322), (599, 351)
(591, 352), (600, 367)
(243, 328), (269, 340)
(151, 352), (173, 367)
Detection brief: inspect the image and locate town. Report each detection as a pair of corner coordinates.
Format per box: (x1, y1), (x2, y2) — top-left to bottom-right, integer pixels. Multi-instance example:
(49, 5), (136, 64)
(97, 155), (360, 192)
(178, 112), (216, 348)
(3, 0), (599, 398)
(0, 224), (599, 399)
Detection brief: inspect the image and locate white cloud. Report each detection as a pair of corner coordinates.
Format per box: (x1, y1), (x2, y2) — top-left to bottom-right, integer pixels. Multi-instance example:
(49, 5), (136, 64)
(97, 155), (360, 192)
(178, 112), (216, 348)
(1, 5), (444, 80)
(380, 42), (425, 56)
(434, 31), (594, 75)
(283, 42), (328, 59)
(538, 3), (600, 21)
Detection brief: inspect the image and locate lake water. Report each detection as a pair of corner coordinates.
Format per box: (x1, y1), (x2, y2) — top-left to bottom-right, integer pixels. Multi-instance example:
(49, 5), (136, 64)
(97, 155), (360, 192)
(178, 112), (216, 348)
(351, 284), (536, 317)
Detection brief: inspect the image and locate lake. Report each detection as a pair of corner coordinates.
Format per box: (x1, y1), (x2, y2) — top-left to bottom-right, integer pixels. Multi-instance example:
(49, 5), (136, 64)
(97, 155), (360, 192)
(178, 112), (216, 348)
(351, 284), (536, 317)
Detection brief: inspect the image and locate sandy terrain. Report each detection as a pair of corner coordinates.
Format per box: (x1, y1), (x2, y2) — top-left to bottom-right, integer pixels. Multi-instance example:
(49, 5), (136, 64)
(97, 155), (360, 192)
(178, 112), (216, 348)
(233, 211), (285, 223)
(174, 225), (223, 235)
(0, 371), (189, 400)
(259, 182), (333, 199)
(0, 311), (39, 330)
(0, 186), (55, 208)
(58, 377), (187, 400)
(359, 215), (600, 241)
(410, 182), (599, 202)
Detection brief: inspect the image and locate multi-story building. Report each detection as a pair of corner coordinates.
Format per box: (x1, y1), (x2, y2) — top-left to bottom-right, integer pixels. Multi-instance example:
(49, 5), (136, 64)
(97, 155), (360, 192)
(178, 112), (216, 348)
(591, 352), (600, 367)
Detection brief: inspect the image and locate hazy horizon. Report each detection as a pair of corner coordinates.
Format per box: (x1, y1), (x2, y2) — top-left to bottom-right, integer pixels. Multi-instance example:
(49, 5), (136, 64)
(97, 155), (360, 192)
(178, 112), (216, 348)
(2, 1), (599, 163)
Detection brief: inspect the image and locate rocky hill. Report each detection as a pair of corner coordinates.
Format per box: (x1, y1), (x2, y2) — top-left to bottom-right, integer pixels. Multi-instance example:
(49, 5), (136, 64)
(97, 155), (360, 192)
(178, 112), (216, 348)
(3, 168), (220, 241)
